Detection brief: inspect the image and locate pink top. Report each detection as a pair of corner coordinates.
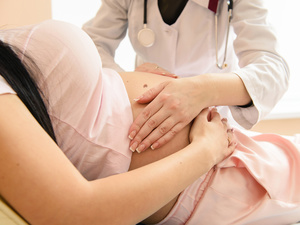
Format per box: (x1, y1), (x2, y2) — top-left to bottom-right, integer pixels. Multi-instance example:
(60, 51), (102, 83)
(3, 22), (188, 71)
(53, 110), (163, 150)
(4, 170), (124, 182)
(0, 20), (133, 180)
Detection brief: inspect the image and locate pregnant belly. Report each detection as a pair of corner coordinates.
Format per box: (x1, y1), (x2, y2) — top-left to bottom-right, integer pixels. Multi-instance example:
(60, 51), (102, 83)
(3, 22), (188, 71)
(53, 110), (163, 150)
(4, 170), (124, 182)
(119, 71), (191, 224)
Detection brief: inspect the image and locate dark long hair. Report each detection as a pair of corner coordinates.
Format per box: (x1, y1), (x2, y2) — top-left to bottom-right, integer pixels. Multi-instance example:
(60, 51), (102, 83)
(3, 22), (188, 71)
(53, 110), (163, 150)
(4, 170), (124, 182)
(0, 40), (56, 142)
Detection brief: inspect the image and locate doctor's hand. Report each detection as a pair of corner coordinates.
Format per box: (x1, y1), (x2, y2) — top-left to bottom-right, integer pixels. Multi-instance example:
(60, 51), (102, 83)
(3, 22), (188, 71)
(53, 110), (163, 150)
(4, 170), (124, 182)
(128, 77), (209, 153)
(135, 63), (178, 78)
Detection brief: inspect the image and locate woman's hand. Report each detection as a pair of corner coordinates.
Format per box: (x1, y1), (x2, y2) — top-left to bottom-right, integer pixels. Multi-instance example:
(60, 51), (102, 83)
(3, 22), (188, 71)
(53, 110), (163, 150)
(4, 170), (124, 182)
(135, 63), (178, 78)
(128, 77), (209, 153)
(190, 108), (236, 165)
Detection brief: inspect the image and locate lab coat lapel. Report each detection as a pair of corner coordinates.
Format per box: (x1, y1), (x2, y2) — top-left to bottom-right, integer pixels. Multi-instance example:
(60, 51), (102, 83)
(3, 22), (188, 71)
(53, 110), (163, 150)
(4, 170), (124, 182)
(191, 0), (210, 8)
(191, 0), (219, 13)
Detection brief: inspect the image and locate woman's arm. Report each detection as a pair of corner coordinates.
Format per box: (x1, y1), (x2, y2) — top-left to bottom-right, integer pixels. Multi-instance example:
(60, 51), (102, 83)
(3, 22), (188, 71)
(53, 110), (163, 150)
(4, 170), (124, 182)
(0, 94), (234, 225)
(128, 72), (250, 152)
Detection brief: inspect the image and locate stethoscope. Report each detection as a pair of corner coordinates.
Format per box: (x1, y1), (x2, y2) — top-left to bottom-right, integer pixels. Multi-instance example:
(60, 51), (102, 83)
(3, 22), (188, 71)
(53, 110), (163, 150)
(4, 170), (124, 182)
(137, 0), (233, 70)
(215, 0), (233, 69)
(137, 0), (155, 47)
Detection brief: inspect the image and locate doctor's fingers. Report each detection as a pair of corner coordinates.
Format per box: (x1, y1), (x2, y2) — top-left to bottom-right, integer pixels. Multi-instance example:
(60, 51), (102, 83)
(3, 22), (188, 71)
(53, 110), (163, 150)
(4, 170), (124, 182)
(128, 99), (164, 142)
(137, 117), (186, 153)
(133, 81), (169, 104)
(129, 109), (175, 153)
(135, 63), (177, 78)
(128, 82), (173, 141)
(135, 62), (158, 72)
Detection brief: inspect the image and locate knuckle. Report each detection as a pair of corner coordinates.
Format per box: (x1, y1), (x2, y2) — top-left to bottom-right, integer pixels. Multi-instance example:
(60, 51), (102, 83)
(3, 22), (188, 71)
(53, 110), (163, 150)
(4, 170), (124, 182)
(175, 109), (190, 121)
(159, 93), (171, 102)
(158, 120), (174, 135)
(142, 109), (151, 120)
(181, 112), (190, 121)
(168, 129), (178, 138)
(158, 129), (177, 145)
(147, 88), (156, 97)
(132, 135), (142, 143)
(157, 136), (167, 146)
(169, 102), (180, 110)
(147, 118), (157, 128)
(159, 125), (168, 135)
(131, 123), (141, 131)
(174, 112), (190, 126)
(142, 138), (152, 147)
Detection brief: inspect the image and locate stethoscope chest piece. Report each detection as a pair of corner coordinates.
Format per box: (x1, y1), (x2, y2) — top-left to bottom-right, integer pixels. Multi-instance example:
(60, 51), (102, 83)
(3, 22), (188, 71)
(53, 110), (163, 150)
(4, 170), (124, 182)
(138, 25), (155, 47)
(138, 0), (155, 47)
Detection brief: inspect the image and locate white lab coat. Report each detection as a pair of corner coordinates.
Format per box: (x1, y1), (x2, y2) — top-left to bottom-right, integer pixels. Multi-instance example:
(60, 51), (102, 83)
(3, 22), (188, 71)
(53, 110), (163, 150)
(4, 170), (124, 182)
(83, 0), (289, 129)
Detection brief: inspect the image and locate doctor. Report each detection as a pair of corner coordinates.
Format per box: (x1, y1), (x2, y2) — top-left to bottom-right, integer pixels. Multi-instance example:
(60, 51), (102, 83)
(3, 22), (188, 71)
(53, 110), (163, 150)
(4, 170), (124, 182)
(83, 0), (289, 153)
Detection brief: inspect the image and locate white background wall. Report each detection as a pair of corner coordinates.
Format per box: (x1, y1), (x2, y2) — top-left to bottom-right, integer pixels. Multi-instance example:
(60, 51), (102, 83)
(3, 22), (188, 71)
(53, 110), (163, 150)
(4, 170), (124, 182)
(52, 0), (300, 120)
(51, 0), (135, 72)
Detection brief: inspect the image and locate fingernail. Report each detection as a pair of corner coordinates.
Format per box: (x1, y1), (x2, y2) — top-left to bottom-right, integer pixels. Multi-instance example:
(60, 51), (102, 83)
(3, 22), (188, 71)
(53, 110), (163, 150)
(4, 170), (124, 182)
(136, 144), (145, 153)
(151, 142), (159, 150)
(130, 141), (138, 152)
(128, 130), (136, 140)
(133, 95), (143, 101)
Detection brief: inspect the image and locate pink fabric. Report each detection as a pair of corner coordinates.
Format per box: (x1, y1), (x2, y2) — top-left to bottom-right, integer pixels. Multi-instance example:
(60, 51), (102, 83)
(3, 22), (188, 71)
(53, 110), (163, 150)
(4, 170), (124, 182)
(157, 130), (300, 225)
(0, 20), (133, 180)
(0, 76), (15, 95)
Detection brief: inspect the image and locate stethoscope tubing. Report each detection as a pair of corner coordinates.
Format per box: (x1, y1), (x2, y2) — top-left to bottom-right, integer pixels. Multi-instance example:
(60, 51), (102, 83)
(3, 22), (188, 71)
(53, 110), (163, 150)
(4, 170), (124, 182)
(138, 0), (233, 70)
(143, 0), (148, 24)
(215, 0), (233, 69)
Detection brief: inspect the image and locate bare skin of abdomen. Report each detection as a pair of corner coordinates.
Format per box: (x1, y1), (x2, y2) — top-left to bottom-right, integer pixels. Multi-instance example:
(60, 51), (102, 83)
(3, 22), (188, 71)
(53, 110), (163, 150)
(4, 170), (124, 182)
(119, 72), (192, 224)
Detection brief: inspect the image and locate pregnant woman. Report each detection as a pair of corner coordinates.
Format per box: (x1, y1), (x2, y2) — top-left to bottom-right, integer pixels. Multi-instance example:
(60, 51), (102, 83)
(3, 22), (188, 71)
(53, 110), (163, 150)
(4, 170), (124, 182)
(0, 20), (299, 225)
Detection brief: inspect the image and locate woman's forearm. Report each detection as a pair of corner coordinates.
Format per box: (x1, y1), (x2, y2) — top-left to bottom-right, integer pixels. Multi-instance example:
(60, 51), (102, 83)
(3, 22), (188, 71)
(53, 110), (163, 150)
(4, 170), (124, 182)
(86, 141), (215, 225)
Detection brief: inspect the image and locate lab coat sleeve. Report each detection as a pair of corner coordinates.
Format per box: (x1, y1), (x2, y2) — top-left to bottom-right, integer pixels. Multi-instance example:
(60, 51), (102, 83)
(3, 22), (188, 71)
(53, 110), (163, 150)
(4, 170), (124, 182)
(229, 0), (290, 129)
(82, 0), (130, 72)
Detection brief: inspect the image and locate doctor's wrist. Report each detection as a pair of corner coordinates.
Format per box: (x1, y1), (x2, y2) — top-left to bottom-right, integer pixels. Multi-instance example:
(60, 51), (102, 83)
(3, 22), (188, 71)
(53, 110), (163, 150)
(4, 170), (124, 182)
(193, 74), (220, 107)
(196, 72), (251, 108)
